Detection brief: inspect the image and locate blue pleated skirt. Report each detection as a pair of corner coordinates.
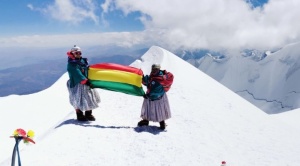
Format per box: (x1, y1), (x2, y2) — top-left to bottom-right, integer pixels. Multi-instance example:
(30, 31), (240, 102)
(67, 80), (100, 112)
(140, 94), (171, 122)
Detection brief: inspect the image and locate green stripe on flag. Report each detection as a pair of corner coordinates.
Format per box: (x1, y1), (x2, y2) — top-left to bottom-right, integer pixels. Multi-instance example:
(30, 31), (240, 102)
(90, 80), (145, 96)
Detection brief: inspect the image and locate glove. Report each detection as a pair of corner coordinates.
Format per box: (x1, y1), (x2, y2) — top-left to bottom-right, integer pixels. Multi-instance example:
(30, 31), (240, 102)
(85, 80), (93, 88)
(143, 94), (148, 99)
(85, 80), (91, 86)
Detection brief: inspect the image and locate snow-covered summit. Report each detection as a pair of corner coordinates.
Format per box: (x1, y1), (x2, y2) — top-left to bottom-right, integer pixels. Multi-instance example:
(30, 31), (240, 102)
(0, 46), (300, 165)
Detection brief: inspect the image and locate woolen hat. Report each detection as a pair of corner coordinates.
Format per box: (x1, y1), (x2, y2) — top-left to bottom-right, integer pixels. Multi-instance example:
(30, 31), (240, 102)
(71, 45), (81, 52)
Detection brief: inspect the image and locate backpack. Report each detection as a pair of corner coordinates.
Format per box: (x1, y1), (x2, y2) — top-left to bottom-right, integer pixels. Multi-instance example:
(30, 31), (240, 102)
(160, 70), (174, 92)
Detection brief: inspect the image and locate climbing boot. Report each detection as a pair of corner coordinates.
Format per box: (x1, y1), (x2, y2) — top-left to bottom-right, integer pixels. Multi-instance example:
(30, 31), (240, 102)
(85, 110), (96, 121)
(159, 121), (166, 130)
(137, 119), (149, 126)
(76, 109), (88, 121)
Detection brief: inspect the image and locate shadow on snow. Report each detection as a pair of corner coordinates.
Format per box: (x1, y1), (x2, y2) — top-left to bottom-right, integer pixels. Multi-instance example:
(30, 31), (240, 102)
(55, 119), (165, 135)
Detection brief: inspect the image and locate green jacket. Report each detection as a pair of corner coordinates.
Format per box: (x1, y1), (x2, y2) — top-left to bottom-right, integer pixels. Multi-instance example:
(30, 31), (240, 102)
(142, 70), (165, 100)
(67, 58), (89, 88)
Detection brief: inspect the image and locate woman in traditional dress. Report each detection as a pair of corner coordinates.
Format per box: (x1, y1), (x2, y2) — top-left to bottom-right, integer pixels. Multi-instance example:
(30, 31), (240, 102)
(66, 45), (100, 121)
(138, 64), (172, 130)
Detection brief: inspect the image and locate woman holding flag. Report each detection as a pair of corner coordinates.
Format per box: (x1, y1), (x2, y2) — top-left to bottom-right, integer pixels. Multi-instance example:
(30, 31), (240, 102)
(138, 64), (172, 130)
(66, 45), (100, 121)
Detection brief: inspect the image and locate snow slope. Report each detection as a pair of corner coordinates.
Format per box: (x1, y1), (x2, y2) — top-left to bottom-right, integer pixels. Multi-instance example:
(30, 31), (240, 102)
(198, 42), (300, 114)
(0, 46), (300, 165)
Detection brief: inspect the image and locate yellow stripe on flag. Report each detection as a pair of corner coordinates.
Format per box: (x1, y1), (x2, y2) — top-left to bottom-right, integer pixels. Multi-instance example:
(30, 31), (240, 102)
(88, 68), (142, 87)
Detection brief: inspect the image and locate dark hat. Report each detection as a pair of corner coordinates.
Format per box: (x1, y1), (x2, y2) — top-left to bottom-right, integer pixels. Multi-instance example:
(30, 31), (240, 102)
(151, 64), (161, 69)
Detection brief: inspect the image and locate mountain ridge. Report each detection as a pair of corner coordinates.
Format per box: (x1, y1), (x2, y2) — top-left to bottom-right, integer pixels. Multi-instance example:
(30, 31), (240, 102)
(197, 41), (300, 113)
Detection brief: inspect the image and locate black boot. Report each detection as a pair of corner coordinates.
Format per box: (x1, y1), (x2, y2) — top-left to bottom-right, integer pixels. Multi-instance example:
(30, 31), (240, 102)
(137, 119), (149, 126)
(159, 121), (166, 130)
(76, 110), (88, 121)
(85, 110), (96, 121)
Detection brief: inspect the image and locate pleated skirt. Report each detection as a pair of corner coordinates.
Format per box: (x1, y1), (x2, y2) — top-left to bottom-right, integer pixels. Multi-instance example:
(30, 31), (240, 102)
(67, 80), (101, 112)
(140, 94), (171, 122)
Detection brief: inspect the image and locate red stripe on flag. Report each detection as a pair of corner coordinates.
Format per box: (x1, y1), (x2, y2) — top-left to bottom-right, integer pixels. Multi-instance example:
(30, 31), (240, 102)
(89, 63), (143, 76)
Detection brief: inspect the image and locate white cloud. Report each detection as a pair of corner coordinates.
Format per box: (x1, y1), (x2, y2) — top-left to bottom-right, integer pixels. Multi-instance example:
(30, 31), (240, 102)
(105, 0), (300, 51)
(4, 0), (300, 52)
(27, 4), (34, 10)
(31, 0), (100, 25)
(101, 0), (114, 13)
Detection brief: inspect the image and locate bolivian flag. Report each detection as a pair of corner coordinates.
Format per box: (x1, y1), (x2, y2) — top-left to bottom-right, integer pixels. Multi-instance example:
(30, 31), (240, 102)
(88, 63), (145, 96)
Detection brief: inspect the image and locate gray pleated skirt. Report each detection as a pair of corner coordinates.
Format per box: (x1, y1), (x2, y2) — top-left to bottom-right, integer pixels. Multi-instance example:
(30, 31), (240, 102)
(67, 80), (101, 112)
(140, 94), (171, 122)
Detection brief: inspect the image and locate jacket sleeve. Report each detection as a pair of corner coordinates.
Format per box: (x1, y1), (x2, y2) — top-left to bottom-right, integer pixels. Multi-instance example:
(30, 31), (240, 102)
(67, 63), (87, 85)
(142, 75), (150, 86)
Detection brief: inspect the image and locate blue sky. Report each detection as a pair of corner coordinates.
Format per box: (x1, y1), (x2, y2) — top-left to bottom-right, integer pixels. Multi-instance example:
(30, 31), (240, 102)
(246, 0), (268, 8)
(0, 0), (144, 36)
(1, 0), (299, 52)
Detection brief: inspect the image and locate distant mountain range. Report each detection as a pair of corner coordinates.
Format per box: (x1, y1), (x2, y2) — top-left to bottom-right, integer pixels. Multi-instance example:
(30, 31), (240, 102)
(1, 43), (299, 115)
(196, 42), (300, 114)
